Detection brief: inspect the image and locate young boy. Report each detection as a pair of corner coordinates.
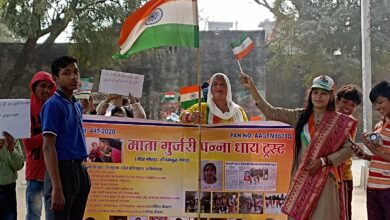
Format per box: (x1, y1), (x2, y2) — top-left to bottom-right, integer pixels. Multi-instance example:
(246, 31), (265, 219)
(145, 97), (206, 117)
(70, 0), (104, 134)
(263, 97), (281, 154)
(335, 84), (362, 220)
(0, 131), (25, 220)
(353, 81), (390, 220)
(41, 56), (90, 220)
(23, 71), (56, 220)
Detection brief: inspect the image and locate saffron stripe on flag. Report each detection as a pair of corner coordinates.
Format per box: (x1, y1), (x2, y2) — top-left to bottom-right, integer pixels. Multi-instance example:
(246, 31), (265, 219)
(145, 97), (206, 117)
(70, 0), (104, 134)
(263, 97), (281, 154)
(118, 0), (169, 46)
(115, 0), (199, 58)
(180, 85), (199, 108)
(180, 85), (199, 94)
(231, 33), (254, 60)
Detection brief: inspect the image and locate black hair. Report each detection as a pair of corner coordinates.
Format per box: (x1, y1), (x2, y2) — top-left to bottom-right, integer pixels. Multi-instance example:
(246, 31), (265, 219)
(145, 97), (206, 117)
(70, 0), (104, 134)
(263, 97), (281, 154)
(201, 81), (209, 102)
(122, 97), (129, 106)
(369, 81), (390, 103)
(124, 106), (134, 118)
(336, 84), (362, 105)
(203, 162), (217, 182)
(51, 56), (77, 76)
(294, 88), (335, 165)
(111, 106), (125, 116)
(31, 80), (42, 92)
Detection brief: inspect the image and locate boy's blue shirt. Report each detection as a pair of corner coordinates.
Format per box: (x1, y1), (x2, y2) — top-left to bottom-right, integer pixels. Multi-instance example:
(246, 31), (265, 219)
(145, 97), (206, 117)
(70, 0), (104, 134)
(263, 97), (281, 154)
(41, 90), (87, 160)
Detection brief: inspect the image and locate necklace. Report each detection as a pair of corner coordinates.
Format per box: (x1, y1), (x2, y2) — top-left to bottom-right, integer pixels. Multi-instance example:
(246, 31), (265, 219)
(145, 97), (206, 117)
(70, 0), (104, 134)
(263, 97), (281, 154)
(314, 112), (321, 128)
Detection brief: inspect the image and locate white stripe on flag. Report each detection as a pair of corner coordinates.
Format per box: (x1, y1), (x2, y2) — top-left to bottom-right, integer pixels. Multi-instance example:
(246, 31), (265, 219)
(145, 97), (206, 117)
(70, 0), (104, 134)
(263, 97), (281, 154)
(120, 0), (197, 54)
(232, 37), (253, 55)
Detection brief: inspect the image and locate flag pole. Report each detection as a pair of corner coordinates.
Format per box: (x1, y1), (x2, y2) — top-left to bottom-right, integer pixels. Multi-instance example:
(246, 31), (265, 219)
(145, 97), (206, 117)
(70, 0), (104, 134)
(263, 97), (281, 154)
(195, 1), (202, 219)
(236, 59), (243, 73)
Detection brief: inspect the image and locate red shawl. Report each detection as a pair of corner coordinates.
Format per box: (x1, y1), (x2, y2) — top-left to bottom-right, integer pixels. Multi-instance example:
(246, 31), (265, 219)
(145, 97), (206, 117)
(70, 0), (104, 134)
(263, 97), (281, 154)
(282, 111), (356, 220)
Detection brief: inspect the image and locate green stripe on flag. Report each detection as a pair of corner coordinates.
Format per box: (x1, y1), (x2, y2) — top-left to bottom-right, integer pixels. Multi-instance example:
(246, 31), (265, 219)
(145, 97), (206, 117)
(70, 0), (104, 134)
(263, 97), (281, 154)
(113, 24), (199, 59)
(231, 33), (248, 48)
(181, 99), (198, 109)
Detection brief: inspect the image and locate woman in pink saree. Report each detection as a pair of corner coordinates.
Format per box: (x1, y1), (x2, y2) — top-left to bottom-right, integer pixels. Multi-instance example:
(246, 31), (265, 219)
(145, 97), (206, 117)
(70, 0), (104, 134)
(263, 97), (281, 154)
(241, 74), (356, 220)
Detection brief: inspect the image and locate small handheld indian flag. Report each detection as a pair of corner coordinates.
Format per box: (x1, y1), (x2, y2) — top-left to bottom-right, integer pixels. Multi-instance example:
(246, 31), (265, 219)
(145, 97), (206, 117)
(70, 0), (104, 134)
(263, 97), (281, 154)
(74, 77), (93, 100)
(231, 33), (254, 60)
(114, 0), (199, 59)
(180, 85), (200, 109)
(164, 91), (176, 101)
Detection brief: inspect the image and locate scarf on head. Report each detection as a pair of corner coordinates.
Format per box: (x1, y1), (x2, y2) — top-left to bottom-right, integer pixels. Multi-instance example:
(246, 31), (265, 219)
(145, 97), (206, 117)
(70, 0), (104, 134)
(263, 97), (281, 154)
(206, 73), (243, 123)
(29, 71), (56, 135)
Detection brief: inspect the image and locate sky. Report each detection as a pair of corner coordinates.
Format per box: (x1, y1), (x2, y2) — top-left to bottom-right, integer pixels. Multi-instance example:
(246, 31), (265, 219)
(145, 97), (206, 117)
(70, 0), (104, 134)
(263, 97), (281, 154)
(197, 0), (275, 31)
(52, 0), (275, 43)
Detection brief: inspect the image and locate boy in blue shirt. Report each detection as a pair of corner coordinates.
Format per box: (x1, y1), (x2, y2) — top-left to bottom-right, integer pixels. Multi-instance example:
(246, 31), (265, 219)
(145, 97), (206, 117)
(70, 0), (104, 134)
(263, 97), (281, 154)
(41, 56), (90, 220)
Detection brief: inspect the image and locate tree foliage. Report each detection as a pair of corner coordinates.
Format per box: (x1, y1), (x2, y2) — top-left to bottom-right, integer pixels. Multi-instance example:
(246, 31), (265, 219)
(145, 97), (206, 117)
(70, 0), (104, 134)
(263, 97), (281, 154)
(255, 0), (390, 86)
(0, 0), (143, 98)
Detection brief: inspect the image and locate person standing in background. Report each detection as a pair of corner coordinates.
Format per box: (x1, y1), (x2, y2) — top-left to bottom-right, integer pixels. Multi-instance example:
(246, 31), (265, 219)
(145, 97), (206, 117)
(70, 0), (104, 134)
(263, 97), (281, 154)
(335, 84), (362, 220)
(0, 131), (25, 220)
(23, 71), (56, 220)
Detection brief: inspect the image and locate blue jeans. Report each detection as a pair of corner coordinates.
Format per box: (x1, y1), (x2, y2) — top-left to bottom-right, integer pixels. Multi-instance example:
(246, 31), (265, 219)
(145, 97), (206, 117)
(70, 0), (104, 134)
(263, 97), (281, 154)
(0, 183), (17, 220)
(26, 180), (47, 220)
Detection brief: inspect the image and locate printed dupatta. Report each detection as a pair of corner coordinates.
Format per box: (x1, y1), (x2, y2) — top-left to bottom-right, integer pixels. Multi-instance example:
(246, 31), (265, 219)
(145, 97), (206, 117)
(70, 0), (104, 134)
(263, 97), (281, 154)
(281, 111), (356, 220)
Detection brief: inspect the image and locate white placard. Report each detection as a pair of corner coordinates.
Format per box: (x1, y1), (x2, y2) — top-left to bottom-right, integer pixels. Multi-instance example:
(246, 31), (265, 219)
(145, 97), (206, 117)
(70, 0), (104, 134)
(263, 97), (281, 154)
(98, 69), (144, 97)
(0, 99), (31, 139)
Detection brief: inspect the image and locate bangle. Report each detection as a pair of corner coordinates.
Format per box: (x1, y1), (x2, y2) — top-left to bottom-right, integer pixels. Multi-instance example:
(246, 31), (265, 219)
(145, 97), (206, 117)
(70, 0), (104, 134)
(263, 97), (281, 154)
(320, 157), (326, 166)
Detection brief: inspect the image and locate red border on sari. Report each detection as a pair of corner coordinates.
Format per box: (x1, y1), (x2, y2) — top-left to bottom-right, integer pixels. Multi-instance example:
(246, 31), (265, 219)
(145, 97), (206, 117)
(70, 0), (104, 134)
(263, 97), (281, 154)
(282, 111), (357, 220)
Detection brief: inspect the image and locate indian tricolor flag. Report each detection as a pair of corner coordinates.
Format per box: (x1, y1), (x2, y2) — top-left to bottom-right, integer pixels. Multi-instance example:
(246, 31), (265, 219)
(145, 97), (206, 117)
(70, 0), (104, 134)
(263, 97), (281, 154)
(114, 0), (199, 59)
(180, 85), (200, 109)
(231, 33), (254, 60)
(164, 91), (176, 101)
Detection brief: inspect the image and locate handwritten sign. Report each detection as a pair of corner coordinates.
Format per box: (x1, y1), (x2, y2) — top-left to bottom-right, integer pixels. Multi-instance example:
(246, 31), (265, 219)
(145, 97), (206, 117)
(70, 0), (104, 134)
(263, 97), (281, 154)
(0, 99), (30, 138)
(98, 70), (144, 97)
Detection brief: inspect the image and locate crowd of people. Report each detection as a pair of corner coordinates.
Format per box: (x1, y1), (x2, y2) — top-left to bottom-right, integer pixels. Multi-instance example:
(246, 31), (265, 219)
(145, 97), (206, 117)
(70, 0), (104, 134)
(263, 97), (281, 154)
(0, 53), (389, 220)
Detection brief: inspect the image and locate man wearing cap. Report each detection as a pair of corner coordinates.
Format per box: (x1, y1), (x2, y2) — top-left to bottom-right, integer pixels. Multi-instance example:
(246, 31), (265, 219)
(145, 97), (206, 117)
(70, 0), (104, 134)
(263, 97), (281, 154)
(241, 73), (356, 220)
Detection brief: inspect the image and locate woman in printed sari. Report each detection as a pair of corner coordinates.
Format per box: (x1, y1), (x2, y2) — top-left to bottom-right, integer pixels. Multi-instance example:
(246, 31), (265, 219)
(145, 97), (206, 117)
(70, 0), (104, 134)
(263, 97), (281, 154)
(180, 73), (248, 124)
(241, 73), (356, 220)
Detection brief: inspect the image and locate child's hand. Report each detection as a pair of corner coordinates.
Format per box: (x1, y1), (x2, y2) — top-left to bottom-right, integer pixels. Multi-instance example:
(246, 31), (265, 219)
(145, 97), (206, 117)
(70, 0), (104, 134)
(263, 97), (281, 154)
(2, 131), (15, 152)
(352, 147), (365, 158)
(106, 94), (119, 102)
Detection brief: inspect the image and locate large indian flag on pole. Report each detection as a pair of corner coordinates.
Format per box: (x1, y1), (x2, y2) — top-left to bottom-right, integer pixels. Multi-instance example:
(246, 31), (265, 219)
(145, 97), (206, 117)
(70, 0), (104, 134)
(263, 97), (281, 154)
(114, 0), (199, 59)
(180, 85), (200, 109)
(231, 33), (254, 60)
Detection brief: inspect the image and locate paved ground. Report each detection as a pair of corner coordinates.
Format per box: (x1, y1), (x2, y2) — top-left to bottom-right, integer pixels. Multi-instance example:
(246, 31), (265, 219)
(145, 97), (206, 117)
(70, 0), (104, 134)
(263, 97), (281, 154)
(16, 159), (368, 220)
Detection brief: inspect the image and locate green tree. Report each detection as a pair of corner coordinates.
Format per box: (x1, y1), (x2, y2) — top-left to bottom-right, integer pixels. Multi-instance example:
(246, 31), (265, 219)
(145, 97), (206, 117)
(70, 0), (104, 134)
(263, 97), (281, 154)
(254, 0), (390, 108)
(0, 0), (143, 98)
(256, 0), (390, 83)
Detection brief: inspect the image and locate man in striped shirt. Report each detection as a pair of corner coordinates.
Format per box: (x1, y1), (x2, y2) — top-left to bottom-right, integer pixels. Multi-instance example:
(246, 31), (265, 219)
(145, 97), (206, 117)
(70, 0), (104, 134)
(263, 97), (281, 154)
(353, 81), (390, 220)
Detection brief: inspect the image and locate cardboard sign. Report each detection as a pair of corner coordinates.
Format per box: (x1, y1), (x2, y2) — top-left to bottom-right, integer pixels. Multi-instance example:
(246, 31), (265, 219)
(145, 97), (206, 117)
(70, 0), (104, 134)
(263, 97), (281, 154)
(0, 99), (31, 138)
(99, 70), (144, 97)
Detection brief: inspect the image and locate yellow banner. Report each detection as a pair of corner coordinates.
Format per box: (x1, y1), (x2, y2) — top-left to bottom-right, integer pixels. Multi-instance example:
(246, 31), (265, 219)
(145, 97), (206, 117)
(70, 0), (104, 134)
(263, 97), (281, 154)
(82, 116), (294, 220)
